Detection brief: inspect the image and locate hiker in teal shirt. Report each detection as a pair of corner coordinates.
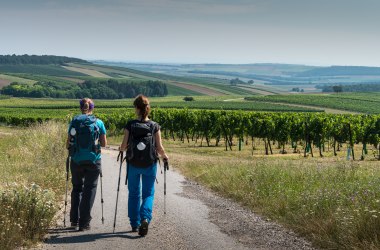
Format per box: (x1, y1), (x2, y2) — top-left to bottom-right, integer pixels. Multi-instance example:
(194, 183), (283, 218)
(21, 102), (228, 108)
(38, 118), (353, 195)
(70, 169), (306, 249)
(66, 98), (107, 231)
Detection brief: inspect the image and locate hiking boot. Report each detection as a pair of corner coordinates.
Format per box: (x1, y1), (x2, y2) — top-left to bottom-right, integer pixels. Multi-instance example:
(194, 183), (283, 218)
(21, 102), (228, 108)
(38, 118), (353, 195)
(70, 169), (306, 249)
(138, 219), (149, 236)
(78, 224), (91, 231)
(131, 226), (139, 232)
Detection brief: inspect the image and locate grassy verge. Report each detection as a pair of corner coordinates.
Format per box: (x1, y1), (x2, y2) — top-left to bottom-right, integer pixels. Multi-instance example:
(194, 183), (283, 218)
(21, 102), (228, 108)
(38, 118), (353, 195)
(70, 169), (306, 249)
(0, 123), (66, 249)
(142, 138), (380, 249)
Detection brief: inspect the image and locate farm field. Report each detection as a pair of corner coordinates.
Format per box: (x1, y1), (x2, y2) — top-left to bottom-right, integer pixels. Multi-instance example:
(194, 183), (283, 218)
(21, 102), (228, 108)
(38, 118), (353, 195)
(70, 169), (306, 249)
(164, 139), (380, 249)
(1, 92), (380, 249)
(102, 62), (380, 95)
(0, 74), (37, 86)
(0, 96), (320, 110)
(2, 121), (380, 249)
(67, 63), (260, 95)
(2, 57), (380, 249)
(3, 61), (380, 101)
(0, 65), (87, 77)
(62, 65), (111, 78)
(0, 63), (233, 96)
(0, 97), (320, 125)
(245, 92), (380, 114)
(1, 101), (379, 161)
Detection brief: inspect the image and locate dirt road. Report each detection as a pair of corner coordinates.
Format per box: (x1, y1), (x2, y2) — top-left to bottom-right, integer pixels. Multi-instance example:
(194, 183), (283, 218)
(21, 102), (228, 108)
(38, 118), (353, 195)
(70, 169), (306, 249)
(42, 149), (314, 250)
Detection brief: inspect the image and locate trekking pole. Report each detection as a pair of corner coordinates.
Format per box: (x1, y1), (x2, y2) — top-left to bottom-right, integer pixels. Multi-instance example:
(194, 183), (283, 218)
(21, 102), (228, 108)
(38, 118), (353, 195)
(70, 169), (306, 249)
(100, 169), (104, 224)
(163, 158), (169, 215)
(63, 155), (70, 227)
(113, 151), (123, 233)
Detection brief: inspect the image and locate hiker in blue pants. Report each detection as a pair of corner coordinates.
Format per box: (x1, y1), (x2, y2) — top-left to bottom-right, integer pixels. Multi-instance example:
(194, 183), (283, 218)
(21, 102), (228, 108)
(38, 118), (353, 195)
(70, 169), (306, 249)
(67, 98), (107, 231)
(119, 94), (169, 236)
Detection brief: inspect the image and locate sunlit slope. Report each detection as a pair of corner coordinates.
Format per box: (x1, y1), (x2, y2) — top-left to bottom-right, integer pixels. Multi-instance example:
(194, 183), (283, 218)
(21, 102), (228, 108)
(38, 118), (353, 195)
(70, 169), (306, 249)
(67, 63), (257, 96)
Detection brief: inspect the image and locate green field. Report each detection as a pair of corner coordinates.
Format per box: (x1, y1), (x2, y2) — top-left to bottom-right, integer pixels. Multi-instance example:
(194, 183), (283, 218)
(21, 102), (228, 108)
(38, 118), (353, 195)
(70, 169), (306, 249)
(0, 96), (320, 113)
(68, 63), (262, 95)
(3, 57), (380, 250)
(166, 140), (380, 249)
(0, 63), (215, 96)
(245, 92), (380, 114)
(0, 65), (87, 77)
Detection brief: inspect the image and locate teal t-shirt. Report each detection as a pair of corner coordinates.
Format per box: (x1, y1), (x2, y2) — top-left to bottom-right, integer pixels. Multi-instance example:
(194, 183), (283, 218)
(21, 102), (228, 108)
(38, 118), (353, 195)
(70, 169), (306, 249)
(68, 116), (106, 162)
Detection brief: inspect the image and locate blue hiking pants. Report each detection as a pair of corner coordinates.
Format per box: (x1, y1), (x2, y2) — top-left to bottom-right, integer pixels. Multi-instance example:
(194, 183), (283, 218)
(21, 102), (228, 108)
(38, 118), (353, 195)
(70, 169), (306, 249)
(127, 162), (157, 228)
(70, 160), (101, 227)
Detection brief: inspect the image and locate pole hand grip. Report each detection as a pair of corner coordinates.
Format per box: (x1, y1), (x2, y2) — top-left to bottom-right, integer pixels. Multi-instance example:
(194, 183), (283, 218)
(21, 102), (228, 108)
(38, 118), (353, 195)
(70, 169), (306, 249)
(117, 151), (124, 162)
(163, 158), (169, 171)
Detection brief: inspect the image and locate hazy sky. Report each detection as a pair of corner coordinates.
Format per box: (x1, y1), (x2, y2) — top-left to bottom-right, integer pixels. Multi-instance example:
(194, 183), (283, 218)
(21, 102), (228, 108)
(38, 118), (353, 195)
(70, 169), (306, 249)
(1, 0), (379, 66)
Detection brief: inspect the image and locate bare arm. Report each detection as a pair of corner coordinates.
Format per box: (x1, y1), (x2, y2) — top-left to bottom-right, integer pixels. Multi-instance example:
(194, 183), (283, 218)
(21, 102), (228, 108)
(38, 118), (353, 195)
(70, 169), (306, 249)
(66, 135), (70, 149)
(155, 130), (168, 160)
(100, 134), (107, 147)
(119, 129), (129, 151)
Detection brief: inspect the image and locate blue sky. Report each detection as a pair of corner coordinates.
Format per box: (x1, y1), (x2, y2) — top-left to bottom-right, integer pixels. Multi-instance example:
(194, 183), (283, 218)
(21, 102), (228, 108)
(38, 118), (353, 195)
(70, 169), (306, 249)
(1, 0), (379, 66)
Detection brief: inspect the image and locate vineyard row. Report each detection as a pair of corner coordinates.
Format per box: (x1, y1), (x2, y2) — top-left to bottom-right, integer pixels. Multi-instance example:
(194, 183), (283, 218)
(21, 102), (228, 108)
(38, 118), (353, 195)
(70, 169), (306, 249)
(1, 108), (379, 160)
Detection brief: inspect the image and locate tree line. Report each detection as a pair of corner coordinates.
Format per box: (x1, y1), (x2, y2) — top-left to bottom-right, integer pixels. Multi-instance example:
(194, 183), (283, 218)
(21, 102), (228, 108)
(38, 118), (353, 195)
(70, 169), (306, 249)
(0, 54), (88, 65)
(229, 78), (254, 85)
(321, 83), (380, 93)
(296, 66), (380, 77)
(1, 79), (168, 99)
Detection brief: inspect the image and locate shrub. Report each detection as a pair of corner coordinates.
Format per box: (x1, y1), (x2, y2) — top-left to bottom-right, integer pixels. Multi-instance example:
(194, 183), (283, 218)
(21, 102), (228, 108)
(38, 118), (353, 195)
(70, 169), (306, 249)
(183, 96), (194, 101)
(0, 184), (57, 249)
(0, 122), (66, 249)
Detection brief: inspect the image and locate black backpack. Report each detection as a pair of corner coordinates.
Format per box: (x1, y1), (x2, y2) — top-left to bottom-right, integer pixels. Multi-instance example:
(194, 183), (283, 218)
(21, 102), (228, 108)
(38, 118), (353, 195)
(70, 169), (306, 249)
(127, 121), (158, 167)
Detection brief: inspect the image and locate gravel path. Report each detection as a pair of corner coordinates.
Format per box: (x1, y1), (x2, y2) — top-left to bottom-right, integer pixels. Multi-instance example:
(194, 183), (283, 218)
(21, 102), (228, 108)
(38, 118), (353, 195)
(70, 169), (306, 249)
(42, 149), (315, 250)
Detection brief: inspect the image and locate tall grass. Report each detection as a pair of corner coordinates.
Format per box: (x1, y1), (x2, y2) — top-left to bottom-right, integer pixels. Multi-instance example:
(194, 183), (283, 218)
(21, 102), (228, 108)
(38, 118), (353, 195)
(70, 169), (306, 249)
(0, 122), (66, 249)
(171, 149), (380, 249)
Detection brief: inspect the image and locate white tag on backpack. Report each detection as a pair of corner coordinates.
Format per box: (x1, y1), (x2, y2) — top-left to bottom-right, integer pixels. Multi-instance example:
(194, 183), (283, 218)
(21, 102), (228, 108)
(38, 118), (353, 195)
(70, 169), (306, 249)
(137, 142), (146, 151)
(70, 128), (76, 136)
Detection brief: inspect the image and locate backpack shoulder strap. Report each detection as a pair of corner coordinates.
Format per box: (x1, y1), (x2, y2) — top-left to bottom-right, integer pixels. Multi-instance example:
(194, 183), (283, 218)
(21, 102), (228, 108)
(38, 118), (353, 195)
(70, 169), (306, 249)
(148, 120), (157, 133)
(88, 115), (97, 123)
(147, 121), (157, 145)
(128, 120), (138, 141)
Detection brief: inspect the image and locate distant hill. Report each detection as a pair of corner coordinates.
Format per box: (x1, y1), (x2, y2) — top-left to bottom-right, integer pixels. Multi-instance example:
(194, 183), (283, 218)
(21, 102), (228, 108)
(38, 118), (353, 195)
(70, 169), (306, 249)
(0, 54), (88, 65)
(295, 66), (380, 77)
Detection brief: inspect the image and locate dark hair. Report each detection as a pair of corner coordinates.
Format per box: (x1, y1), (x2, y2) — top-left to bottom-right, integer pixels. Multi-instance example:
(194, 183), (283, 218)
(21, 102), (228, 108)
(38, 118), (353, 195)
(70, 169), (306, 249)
(133, 94), (150, 121)
(79, 98), (94, 113)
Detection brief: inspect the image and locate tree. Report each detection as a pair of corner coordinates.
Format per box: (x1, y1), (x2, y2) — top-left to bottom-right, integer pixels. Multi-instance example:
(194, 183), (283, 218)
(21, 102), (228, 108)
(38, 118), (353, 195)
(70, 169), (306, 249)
(292, 87), (300, 92)
(230, 78), (245, 85)
(183, 96), (194, 101)
(332, 85), (343, 93)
